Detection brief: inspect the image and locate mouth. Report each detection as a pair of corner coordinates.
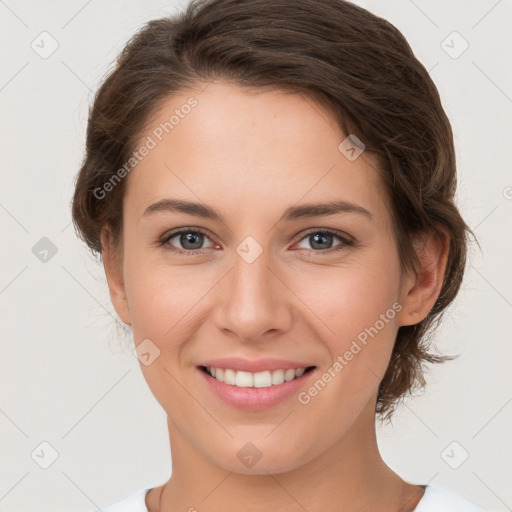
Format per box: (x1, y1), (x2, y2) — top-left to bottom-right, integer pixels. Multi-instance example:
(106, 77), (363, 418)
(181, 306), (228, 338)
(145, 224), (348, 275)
(198, 365), (316, 388)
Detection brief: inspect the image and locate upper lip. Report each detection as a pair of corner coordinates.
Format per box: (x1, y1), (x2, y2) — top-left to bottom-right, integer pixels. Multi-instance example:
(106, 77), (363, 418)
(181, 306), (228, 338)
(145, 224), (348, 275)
(198, 357), (316, 373)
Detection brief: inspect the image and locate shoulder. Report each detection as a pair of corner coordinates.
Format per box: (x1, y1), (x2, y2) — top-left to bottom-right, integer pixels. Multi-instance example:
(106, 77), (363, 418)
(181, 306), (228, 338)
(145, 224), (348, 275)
(88, 487), (151, 512)
(415, 485), (488, 511)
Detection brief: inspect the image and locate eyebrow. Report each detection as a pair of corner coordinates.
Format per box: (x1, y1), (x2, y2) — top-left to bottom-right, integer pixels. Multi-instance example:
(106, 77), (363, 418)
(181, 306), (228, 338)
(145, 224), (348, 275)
(143, 198), (373, 222)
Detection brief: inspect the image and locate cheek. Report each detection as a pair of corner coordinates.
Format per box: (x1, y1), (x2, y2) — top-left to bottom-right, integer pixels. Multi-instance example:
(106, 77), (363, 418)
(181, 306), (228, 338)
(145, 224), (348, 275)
(299, 258), (400, 331)
(123, 246), (222, 361)
(125, 243), (401, 347)
(126, 264), (195, 340)
(293, 259), (401, 380)
(123, 260), (203, 408)
(290, 264), (401, 430)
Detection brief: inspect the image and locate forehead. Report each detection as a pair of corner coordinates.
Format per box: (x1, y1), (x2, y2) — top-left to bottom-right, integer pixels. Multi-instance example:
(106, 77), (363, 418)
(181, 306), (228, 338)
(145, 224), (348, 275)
(125, 81), (388, 224)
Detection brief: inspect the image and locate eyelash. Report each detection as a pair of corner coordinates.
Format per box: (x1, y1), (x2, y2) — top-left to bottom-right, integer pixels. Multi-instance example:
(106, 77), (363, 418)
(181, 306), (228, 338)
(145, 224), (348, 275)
(158, 227), (354, 256)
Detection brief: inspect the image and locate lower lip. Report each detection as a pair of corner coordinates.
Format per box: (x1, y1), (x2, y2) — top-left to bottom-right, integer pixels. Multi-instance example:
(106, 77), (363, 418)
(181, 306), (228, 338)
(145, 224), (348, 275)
(197, 367), (316, 410)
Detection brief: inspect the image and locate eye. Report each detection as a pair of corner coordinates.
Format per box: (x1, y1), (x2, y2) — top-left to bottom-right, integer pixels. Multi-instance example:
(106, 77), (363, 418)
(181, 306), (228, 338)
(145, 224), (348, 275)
(160, 228), (217, 254)
(294, 229), (353, 255)
(159, 227), (354, 256)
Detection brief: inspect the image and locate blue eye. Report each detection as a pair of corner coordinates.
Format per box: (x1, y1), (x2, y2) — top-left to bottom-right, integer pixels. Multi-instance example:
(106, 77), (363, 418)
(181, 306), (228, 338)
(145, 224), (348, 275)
(159, 228), (353, 255)
(294, 229), (353, 255)
(160, 228), (216, 253)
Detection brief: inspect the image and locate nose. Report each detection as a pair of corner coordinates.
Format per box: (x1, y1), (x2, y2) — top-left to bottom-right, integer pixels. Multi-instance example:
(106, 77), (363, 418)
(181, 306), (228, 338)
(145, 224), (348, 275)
(213, 246), (293, 343)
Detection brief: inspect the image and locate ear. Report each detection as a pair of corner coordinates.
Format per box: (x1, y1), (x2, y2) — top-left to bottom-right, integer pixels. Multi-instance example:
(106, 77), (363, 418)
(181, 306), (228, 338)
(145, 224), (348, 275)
(100, 225), (132, 325)
(396, 227), (450, 327)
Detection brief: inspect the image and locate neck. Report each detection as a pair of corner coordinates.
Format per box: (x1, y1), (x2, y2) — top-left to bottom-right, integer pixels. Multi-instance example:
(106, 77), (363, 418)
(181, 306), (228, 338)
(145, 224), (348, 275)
(151, 400), (424, 512)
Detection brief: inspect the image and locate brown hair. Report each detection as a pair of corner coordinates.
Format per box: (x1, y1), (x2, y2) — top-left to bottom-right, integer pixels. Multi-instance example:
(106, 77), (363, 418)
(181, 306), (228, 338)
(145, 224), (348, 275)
(71, 0), (478, 421)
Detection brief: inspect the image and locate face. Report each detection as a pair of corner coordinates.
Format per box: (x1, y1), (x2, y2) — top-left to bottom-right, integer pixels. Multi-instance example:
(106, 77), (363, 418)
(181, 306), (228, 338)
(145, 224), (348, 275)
(103, 81), (434, 474)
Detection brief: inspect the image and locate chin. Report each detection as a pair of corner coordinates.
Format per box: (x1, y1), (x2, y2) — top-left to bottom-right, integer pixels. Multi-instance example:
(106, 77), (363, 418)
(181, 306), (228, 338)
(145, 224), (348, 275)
(207, 438), (315, 476)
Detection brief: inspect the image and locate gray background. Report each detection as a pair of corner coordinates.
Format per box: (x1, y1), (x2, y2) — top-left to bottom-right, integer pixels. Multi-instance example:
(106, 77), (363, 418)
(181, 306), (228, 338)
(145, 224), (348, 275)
(0, 0), (511, 510)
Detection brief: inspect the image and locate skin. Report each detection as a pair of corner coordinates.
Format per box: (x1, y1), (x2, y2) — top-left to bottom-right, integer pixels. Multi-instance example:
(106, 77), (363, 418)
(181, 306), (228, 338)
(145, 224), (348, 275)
(101, 81), (449, 511)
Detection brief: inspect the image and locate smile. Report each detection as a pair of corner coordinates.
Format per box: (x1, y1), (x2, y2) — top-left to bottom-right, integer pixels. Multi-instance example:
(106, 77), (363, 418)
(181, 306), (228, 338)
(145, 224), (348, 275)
(200, 365), (316, 388)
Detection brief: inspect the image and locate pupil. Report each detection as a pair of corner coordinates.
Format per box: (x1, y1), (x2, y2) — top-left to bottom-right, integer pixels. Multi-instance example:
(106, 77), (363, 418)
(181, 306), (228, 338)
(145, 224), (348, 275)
(311, 233), (332, 250)
(178, 232), (333, 251)
(181, 232), (203, 250)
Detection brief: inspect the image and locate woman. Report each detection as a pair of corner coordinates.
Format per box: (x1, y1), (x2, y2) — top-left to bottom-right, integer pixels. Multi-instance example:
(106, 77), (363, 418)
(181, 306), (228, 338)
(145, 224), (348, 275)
(72, 0), (487, 510)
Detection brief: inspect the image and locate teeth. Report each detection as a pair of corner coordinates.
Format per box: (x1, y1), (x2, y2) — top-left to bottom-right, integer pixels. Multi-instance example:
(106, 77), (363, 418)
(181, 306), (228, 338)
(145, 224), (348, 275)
(284, 369), (296, 381)
(224, 369), (236, 385)
(235, 371), (254, 387)
(272, 369), (285, 385)
(255, 371), (272, 387)
(204, 366), (310, 388)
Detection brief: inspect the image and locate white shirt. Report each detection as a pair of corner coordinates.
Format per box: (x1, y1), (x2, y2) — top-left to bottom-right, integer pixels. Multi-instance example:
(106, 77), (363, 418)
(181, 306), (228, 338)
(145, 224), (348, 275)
(91, 484), (488, 511)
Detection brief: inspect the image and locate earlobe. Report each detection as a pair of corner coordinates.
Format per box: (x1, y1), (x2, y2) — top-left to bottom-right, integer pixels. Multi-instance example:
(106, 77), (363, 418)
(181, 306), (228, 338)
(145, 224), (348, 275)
(396, 228), (450, 327)
(100, 226), (132, 325)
